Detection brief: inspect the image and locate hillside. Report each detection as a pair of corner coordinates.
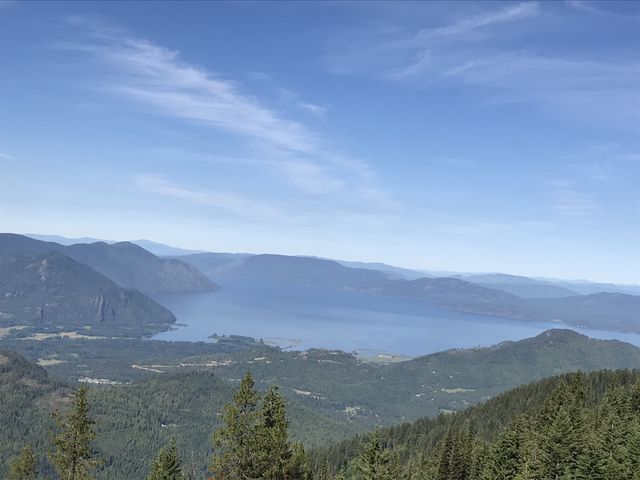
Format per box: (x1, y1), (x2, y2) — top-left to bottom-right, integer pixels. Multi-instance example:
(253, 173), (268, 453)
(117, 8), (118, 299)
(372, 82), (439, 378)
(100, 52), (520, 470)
(0, 252), (176, 337)
(0, 350), (359, 479)
(0, 233), (217, 294)
(311, 368), (640, 477)
(2, 334), (639, 479)
(4, 329), (639, 431)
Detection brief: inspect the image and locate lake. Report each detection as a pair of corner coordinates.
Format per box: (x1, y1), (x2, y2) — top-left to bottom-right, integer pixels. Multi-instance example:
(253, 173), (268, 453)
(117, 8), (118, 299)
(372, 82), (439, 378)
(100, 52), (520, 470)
(152, 280), (640, 356)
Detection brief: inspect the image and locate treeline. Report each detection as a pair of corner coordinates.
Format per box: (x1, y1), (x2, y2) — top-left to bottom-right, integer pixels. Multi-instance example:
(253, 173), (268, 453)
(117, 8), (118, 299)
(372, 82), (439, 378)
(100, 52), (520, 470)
(7, 370), (640, 479)
(8, 372), (314, 480)
(312, 370), (640, 479)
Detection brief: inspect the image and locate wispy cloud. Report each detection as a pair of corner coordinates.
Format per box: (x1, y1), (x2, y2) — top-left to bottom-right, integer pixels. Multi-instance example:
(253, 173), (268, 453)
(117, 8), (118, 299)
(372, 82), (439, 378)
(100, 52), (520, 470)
(419, 2), (539, 38)
(62, 18), (382, 202)
(0, 152), (16, 160)
(324, 2), (639, 125)
(274, 87), (328, 117)
(134, 174), (284, 219)
(566, 0), (640, 20)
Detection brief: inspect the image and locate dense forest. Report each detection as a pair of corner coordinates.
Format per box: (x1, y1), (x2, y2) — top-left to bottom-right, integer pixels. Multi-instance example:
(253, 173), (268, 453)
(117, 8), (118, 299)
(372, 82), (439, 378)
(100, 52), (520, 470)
(4, 350), (639, 479)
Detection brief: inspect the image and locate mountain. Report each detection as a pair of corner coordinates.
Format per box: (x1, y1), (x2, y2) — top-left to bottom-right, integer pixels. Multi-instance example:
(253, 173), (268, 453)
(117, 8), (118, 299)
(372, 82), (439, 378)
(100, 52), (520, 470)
(168, 252), (253, 278)
(130, 239), (206, 256)
(458, 273), (579, 298)
(527, 292), (640, 332)
(172, 251), (639, 333)
(25, 233), (107, 245)
(0, 233), (217, 294)
(546, 279), (640, 296)
(0, 252), (176, 337)
(369, 277), (527, 318)
(371, 277), (640, 332)
(333, 260), (426, 280)
(185, 253), (396, 288)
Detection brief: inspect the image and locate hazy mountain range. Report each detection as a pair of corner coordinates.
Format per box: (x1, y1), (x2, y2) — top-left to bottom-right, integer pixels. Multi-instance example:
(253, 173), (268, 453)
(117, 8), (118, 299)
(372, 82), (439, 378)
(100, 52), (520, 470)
(2, 234), (217, 294)
(173, 251), (640, 333)
(0, 233), (636, 337)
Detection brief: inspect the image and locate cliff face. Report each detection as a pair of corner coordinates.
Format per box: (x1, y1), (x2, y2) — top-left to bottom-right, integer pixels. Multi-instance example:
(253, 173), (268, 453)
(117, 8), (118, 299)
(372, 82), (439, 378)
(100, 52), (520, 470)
(0, 252), (176, 337)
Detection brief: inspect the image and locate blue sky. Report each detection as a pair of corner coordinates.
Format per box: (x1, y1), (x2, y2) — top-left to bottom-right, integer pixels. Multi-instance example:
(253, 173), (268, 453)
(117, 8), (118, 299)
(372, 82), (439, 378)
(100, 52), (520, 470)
(0, 1), (639, 283)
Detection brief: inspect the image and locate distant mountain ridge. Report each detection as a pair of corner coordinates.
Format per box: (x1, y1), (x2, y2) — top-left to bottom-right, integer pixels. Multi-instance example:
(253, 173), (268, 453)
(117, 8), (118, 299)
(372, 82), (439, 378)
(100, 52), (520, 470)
(25, 234), (206, 256)
(1, 233), (217, 294)
(25, 233), (639, 296)
(173, 252), (639, 333)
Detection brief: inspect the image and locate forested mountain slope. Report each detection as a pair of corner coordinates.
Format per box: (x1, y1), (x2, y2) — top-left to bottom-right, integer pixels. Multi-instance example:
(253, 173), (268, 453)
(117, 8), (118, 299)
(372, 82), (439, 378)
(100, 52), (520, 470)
(0, 350), (359, 479)
(311, 369), (640, 479)
(4, 329), (639, 433)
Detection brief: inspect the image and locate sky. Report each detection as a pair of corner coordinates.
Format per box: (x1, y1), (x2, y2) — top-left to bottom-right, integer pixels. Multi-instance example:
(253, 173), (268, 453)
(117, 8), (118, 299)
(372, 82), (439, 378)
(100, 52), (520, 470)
(0, 1), (639, 284)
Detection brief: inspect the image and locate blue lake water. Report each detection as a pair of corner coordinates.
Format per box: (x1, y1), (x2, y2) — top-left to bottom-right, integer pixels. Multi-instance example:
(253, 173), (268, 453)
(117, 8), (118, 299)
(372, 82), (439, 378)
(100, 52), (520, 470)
(152, 281), (640, 356)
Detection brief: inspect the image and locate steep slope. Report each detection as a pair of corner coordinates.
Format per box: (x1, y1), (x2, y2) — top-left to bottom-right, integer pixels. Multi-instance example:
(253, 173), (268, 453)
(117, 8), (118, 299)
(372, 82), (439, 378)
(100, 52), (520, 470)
(0, 252), (176, 337)
(0, 233), (217, 294)
(64, 241), (217, 294)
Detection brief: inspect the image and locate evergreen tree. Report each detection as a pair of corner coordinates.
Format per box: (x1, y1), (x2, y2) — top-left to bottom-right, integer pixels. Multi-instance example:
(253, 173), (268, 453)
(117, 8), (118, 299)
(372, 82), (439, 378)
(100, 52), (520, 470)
(147, 438), (183, 480)
(259, 384), (292, 479)
(287, 443), (312, 480)
(8, 445), (37, 480)
(210, 373), (311, 480)
(50, 386), (101, 480)
(436, 431), (454, 480)
(593, 385), (632, 479)
(483, 415), (529, 480)
(210, 372), (261, 480)
(357, 430), (396, 480)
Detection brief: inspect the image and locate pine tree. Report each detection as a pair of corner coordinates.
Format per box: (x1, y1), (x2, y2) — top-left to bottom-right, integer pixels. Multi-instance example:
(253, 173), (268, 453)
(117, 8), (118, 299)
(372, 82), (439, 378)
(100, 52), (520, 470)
(436, 431), (454, 480)
(287, 443), (312, 480)
(8, 445), (37, 480)
(593, 385), (632, 479)
(50, 386), (101, 480)
(210, 371), (261, 480)
(259, 384), (292, 479)
(357, 430), (396, 480)
(483, 415), (529, 480)
(147, 438), (183, 480)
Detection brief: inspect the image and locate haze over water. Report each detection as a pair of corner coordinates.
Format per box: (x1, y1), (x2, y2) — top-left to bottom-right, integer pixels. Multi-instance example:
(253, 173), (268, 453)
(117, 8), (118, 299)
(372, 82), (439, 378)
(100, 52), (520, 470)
(152, 282), (640, 356)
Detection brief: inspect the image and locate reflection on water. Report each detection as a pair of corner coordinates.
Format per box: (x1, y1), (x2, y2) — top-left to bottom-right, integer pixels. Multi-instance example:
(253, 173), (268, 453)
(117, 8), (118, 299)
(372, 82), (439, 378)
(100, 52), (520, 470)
(151, 281), (640, 356)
